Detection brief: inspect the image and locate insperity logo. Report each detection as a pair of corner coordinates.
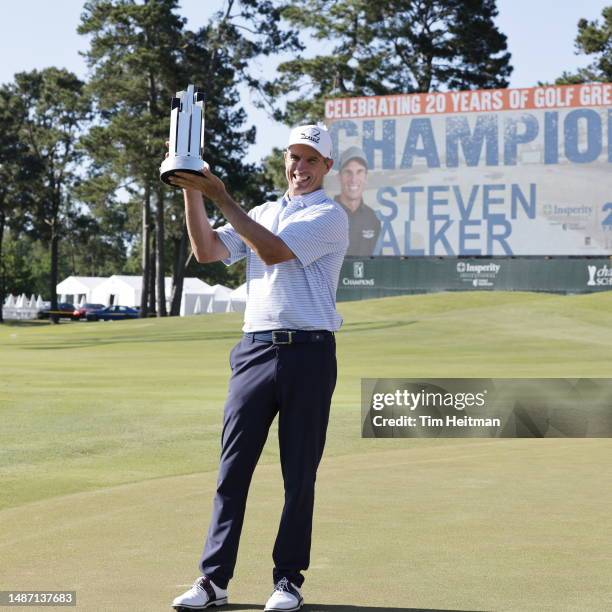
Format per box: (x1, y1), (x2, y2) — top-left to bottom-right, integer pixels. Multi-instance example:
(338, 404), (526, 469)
(456, 261), (501, 288)
(587, 264), (612, 286)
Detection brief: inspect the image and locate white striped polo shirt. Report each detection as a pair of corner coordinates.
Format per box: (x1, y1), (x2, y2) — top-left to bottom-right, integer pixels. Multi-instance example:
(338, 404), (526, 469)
(216, 188), (349, 332)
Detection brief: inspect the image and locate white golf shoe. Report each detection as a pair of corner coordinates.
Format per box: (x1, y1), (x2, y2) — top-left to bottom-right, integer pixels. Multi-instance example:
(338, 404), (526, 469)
(263, 577), (303, 612)
(172, 575), (228, 610)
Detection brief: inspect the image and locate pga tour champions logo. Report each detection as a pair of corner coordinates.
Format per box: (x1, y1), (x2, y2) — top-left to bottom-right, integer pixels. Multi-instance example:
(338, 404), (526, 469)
(342, 261), (375, 286)
(587, 264), (612, 286)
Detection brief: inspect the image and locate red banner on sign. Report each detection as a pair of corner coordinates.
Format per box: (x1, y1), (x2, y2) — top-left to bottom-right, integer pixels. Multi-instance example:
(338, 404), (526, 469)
(324, 83), (612, 120)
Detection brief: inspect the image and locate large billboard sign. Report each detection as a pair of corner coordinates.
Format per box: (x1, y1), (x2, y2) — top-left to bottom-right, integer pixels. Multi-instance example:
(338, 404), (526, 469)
(324, 83), (612, 257)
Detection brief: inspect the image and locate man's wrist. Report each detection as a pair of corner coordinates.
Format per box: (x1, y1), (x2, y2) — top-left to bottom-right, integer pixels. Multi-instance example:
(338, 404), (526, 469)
(215, 190), (236, 211)
(183, 187), (202, 200)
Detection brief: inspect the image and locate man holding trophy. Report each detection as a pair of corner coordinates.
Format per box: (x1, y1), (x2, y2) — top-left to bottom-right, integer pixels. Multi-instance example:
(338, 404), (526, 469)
(162, 86), (348, 611)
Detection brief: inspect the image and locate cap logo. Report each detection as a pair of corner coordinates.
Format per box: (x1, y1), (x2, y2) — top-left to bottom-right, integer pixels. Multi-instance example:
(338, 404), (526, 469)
(300, 128), (320, 144)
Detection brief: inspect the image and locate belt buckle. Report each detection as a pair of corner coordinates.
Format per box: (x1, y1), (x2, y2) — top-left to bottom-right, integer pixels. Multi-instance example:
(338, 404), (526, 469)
(272, 330), (293, 345)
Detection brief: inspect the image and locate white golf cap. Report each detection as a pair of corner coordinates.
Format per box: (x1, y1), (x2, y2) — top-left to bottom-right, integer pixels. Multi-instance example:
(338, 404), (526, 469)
(288, 123), (332, 159)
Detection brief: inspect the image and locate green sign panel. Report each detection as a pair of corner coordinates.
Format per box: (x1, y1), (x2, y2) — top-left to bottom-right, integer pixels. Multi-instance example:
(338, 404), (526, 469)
(338, 257), (612, 301)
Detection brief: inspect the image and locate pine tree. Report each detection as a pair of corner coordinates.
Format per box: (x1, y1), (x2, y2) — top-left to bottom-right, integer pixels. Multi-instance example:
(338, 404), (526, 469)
(266, 0), (513, 124)
(556, 6), (612, 84)
(9, 69), (90, 321)
(0, 83), (34, 322)
(79, 0), (188, 316)
(79, 0), (292, 315)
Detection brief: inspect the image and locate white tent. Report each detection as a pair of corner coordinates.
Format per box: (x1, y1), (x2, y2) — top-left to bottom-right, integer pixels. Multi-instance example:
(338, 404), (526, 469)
(2, 293), (40, 320)
(91, 275), (142, 307)
(179, 278), (215, 316)
(206, 284), (233, 313)
(84, 275), (217, 314)
(55, 274), (232, 314)
(226, 283), (247, 313)
(57, 276), (106, 305)
(191, 294), (207, 315)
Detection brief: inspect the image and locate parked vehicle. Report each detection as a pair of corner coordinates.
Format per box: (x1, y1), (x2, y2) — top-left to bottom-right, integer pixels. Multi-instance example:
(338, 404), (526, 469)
(74, 303), (105, 320)
(86, 305), (140, 321)
(37, 303), (78, 321)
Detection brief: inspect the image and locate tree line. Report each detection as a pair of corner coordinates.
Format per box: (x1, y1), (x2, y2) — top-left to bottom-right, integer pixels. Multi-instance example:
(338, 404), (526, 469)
(1, 0), (608, 323)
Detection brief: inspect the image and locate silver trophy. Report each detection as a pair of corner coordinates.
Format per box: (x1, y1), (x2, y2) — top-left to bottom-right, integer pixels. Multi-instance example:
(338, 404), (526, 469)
(160, 84), (206, 184)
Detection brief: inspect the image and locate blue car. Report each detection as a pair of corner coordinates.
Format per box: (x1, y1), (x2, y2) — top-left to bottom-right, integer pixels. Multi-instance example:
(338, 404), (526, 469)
(86, 305), (140, 321)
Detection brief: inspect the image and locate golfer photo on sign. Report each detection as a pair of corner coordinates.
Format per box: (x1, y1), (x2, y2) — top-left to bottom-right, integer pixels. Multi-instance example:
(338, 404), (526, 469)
(334, 146), (381, 257)
(165, 123), (348, 611)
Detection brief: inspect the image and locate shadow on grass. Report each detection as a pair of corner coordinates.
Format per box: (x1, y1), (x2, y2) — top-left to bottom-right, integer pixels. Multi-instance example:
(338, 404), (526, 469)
(11, 320), (417, 350)
(1, 320), (52, 327)
(223, 606), (486, 612)
(303, 606), (487, 612)
(14, 330), (240, 350)
(339, 320), (417, 333)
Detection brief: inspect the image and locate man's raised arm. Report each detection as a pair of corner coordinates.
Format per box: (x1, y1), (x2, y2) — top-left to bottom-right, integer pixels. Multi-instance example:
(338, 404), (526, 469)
(182, 188), (230, 263)
(172, 169), (295, 266)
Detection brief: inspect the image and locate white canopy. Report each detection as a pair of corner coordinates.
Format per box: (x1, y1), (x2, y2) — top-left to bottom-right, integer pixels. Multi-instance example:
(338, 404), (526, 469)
(91, 275), (142, 307)
(1, 293), (43, 320)
(180, 278), (215, 316)
(55, 275), (233, 315)
(226, 283), (247, 313)
(206, 284), (233, 313)
(57, 276), (106, 305)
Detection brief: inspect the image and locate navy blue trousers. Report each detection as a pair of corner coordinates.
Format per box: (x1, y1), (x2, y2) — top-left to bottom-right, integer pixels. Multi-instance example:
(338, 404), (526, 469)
(199, 334), (337, 589)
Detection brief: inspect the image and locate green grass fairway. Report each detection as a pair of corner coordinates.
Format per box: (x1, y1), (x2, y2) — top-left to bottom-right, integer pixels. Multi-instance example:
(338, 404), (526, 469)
(1, 291), (612, 611)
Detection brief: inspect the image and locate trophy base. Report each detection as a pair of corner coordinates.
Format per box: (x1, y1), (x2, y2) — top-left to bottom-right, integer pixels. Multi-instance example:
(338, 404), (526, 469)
(160, 156), (206, 185)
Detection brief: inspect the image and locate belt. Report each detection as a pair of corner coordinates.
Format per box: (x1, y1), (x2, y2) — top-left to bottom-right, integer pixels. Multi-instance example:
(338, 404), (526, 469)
(244, 330), (333, 345)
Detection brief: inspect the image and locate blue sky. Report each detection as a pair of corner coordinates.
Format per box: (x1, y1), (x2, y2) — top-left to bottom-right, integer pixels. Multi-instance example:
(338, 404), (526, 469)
(1, 0), (609, 163)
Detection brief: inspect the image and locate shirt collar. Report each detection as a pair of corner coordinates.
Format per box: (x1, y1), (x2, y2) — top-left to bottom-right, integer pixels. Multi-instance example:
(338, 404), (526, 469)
(282, 188), (327, 208)
(334, 194), (364, 214)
